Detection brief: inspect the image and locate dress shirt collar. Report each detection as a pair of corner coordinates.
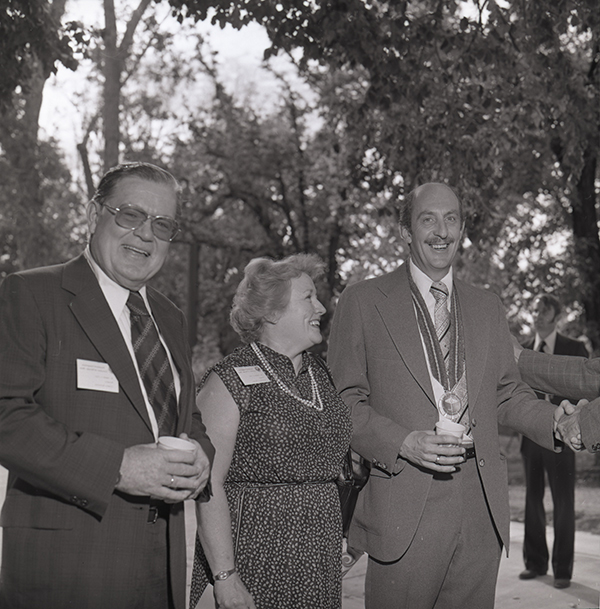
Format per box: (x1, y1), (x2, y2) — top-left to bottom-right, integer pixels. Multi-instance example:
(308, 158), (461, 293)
(409, 258), (454, 301)
(534, 329), (557, 354)
(83, 246), (150, 319)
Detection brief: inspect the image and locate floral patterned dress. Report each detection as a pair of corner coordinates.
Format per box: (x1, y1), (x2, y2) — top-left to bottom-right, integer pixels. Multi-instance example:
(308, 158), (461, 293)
(190, 343), (352, 609)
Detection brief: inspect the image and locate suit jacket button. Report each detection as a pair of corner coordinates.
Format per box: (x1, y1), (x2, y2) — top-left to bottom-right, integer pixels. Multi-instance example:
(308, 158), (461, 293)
(478, 459), (485, 467)
(471, 418), (477, 427)
(592, 443), (600, 452)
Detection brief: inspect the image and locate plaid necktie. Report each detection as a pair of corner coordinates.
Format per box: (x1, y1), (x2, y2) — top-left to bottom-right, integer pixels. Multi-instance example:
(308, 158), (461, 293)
(430, 281), (451, 374)
(127, 291), (177, 436)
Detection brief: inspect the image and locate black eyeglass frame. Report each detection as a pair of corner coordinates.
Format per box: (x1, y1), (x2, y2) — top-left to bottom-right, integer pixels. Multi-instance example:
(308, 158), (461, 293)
(101, 202), (180, 242)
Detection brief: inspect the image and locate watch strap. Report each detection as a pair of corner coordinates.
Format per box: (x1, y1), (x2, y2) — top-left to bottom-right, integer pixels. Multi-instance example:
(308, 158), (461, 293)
(214, 567), (237, 581)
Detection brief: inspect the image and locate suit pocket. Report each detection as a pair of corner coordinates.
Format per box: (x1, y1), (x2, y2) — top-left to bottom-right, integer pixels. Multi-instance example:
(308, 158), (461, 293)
(1, 492), (75, 530)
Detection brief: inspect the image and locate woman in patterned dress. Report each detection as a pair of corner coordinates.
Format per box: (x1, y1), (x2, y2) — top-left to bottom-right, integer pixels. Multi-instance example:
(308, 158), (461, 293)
(190, 254), (352, 609)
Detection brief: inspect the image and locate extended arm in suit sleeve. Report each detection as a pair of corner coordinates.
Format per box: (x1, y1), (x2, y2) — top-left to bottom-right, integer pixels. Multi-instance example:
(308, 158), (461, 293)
(491, 297), (555, 449)
(579, 397), (600, 452)
(328, 284), (410, 474)
(0, 274), (124, 517)
(518, 349), (600, 401)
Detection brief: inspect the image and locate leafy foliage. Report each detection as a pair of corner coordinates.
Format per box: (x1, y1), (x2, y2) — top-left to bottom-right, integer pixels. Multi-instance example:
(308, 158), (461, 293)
(2, 0), (598, 371)
(147, 43), (405, 368)
(0, 0), (81, 111)
(0, 132), (83, 278)
(0, 0), (86, 274)
(167, 0), (600, 349)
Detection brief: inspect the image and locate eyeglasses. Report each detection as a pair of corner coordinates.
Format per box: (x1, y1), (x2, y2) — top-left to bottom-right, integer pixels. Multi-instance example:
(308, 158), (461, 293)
(102, 203), (180, 242)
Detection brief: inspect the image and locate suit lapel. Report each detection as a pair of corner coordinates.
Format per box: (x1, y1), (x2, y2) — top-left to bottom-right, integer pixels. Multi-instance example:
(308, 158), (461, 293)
(456, 279), (488, 413)
(375, 266), (436, 407)
(63, 255), (153, 433)
(554, 333), (566, 355)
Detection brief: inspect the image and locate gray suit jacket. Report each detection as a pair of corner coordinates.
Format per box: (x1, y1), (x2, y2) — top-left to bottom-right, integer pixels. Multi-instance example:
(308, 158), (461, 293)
(328, 264), (555, 562)
(0, 253), (214, 609)
(519, 348), (600, 452)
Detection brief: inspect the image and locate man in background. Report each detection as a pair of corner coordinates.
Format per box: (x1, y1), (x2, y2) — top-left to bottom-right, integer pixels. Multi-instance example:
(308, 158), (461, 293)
(0, 162), (214, 609)
(518, 294), (588, 589)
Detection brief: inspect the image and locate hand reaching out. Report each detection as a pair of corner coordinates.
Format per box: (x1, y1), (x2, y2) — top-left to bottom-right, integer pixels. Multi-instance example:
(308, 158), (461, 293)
(554, 399), (587, 452)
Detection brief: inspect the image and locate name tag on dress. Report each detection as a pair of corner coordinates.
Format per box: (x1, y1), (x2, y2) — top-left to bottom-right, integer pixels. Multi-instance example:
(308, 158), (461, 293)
(234, 366), (270, 385)
(77, 359), (119, 393)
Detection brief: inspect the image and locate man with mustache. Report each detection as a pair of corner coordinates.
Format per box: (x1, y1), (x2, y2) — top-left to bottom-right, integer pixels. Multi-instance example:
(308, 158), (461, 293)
(329, 183), (566, 609)
(0, 162), (214, 609)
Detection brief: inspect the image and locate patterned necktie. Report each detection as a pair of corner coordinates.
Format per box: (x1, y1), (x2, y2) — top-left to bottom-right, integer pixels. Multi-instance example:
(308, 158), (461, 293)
(538, 340), (546, 353)
(430, 281), (451, 374)
(127, 291), (177, 436)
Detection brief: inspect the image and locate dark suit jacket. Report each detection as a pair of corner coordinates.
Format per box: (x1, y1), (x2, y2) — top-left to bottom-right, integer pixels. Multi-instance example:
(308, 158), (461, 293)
(0, 253), (214, 609)
(328, 264), (555, 562)
(519, 348), (600, 452)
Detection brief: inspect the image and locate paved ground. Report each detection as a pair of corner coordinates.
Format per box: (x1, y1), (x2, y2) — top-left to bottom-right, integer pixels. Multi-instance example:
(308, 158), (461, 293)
(1, 467), (598, 608)
(339, 523), (600, 609)
(191, 512), (600, 609)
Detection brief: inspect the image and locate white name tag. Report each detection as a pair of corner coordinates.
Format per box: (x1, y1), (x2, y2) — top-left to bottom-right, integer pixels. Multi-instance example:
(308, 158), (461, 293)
(77, 359), (119, 393)
(234, 365), (271, 385)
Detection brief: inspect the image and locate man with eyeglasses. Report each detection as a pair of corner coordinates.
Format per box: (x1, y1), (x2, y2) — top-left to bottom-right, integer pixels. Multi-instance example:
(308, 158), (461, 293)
(0, 162), (214, 609)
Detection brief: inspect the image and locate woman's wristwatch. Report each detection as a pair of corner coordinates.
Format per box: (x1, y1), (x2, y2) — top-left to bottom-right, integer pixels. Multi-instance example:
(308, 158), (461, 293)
(214, 568), (237, 581)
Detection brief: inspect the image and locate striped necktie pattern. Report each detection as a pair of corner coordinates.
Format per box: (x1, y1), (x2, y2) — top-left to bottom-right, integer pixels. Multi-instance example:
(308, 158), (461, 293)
(127, 291), (177, 436)
(430, 281), (451, 374)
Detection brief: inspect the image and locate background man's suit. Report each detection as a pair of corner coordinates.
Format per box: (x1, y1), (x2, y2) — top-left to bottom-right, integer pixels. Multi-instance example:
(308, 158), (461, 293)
(520, 334), (588, 581)
(519, 349), (600, 452)
(329, 264), (555, 607)
(0, 253), (213, 609)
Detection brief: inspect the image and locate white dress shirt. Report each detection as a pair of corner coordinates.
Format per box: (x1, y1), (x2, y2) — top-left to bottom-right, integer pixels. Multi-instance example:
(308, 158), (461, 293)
(534, 330), (557, 354)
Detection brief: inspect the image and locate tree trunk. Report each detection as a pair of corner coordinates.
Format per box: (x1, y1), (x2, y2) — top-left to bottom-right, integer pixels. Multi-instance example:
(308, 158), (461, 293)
(102, 0), (153, 171)
(0, 0), (68, 271)
(102, 0), (121, 171)
(571, 141), (600, 350)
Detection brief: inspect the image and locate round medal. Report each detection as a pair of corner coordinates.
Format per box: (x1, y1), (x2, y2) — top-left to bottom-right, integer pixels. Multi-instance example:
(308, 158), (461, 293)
(439, 392), (462, 418)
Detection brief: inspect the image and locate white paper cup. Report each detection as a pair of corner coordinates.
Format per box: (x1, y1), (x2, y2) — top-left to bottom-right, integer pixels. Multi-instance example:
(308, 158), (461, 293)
(435, 419), (466, 441)
(157, 436), (196, 452)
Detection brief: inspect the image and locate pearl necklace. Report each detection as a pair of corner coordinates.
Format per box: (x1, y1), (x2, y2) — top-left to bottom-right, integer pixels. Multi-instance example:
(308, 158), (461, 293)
(250, 342), (324, 411)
